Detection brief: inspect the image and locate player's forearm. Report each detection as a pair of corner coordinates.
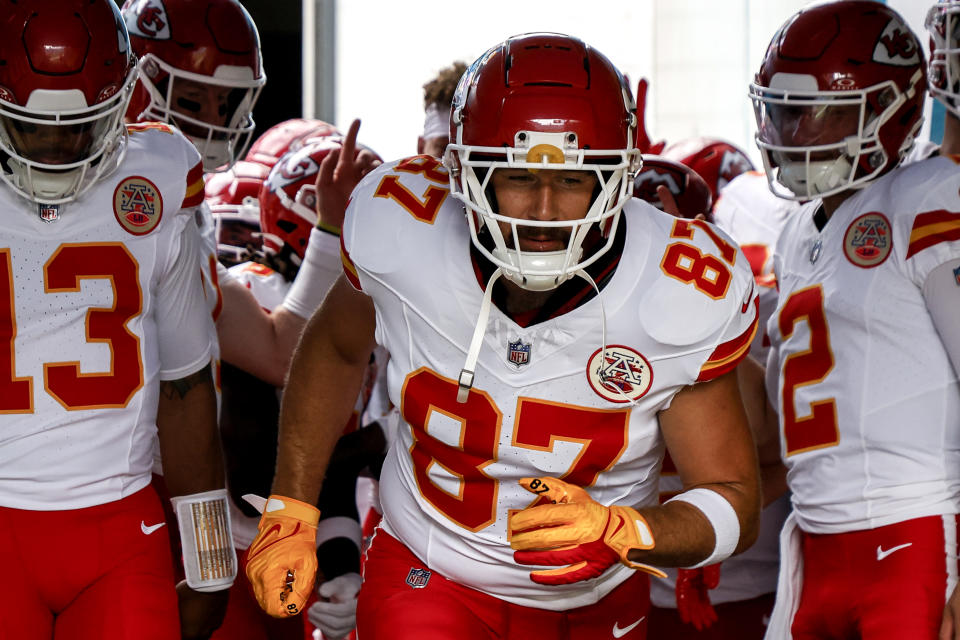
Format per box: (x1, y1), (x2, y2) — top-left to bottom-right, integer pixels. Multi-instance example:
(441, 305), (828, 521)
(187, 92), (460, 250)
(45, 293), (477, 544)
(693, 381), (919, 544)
(270, 315), (372, 503)
(157, 364), (225, 496)
(217, 278), (293, 387)
(630, 480), (760, 568)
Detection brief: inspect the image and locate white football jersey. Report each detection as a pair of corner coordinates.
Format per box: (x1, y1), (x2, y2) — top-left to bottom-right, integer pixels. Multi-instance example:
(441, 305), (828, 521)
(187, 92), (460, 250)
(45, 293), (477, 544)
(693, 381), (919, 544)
(228, 261), (290, 312)
(341, 156), (759, 610)
(0, 124), (214, 511)
(768, 155), (960, 534)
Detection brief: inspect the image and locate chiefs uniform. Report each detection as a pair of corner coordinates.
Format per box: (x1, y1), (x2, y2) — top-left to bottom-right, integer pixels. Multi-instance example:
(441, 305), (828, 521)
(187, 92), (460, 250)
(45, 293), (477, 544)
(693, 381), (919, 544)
(766, 155), (960, 637)
(0, 123), (212, 637)
(339, 156), (759, 612)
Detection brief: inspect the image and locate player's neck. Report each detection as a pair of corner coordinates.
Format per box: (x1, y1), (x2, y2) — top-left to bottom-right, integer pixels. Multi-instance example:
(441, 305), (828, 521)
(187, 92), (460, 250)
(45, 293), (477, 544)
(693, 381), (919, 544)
(502, 280), (553, 315)
(940, 111), (960, 156)
(820, 191), (853, 220)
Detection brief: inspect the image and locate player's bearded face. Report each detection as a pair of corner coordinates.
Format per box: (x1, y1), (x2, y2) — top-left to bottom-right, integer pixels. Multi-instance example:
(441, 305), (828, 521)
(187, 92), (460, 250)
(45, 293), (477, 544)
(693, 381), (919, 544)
(490, 168), (597, 252)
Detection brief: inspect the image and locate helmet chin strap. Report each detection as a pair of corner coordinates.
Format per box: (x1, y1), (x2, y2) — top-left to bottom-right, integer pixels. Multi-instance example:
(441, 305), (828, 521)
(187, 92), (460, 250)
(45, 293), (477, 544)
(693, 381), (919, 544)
(455, 264), (644, 407)
(457, 268), (501, 403)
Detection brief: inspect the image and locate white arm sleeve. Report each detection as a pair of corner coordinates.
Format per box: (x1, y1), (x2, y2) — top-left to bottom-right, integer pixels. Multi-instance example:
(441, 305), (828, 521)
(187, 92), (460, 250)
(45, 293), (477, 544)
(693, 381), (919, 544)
(922, 257), (960, 379)
(280, 226), (343, 319)
(156, 215), (216, 380)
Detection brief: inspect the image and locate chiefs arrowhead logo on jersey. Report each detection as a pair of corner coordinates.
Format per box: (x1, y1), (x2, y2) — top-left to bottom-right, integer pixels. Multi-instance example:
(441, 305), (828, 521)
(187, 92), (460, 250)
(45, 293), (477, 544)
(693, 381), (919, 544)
(843, 212), (892, 268)
(114, 176), (163, 235)
(586, 345), (653, 403)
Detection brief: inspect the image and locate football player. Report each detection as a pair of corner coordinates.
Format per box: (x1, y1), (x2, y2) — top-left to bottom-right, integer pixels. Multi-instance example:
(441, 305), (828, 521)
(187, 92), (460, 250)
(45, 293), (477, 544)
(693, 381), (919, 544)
(214, 135), (387, 640)
(419, 61), (468, 159)
(245, 33), (762, 640)
(928, 2), (960, 635)
(0, 2), (235, 639)
(750, 2), (960, 637)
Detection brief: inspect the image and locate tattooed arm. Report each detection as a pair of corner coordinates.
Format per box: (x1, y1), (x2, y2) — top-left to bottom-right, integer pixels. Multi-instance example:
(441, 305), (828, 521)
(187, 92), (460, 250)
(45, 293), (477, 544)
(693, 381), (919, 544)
(158, 364), (231, 640)
(157, 364), (225, 498)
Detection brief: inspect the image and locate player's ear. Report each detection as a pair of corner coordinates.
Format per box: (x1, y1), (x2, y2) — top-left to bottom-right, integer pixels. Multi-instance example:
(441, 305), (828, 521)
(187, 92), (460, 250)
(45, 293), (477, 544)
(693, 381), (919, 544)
(417, 136), (425, 155)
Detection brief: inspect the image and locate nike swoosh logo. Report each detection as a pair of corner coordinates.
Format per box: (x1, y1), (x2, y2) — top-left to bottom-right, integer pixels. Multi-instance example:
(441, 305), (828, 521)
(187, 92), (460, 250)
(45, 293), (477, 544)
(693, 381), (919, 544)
(141, 521), (166, 535)
(876, 542), (912, 561)
(612, 616), (645, 638)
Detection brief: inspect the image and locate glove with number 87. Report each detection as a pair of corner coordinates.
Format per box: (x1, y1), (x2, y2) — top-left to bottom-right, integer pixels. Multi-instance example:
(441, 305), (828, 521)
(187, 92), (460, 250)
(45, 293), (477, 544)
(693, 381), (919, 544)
(244, 494), (321, 618)
(508, 477), (667, 585)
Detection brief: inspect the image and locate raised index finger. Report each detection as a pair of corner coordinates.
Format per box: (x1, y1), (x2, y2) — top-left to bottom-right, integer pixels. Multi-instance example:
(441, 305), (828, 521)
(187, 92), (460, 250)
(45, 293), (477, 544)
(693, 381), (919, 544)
(339, 118), (361, 166)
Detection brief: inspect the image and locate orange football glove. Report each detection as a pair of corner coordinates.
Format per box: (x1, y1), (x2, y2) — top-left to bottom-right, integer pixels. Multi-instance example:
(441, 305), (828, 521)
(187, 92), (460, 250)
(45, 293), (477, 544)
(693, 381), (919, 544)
(508, 477), (667, 585)
(244, 495), (321, 618)
(676, 564), (721, 630)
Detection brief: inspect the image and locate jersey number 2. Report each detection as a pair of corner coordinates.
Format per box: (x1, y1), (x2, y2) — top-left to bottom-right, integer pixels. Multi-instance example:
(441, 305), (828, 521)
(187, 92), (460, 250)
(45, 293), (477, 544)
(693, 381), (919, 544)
(778, 285), (839, 456)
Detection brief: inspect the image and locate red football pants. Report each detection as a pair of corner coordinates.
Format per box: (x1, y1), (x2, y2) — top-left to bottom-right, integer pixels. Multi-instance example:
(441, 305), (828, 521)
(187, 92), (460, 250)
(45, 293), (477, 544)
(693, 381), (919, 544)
(792, 514), (960, 639)
(356, 530), (650, 640)
(647, 592), (775, 639)
(0, 486), (180, 640)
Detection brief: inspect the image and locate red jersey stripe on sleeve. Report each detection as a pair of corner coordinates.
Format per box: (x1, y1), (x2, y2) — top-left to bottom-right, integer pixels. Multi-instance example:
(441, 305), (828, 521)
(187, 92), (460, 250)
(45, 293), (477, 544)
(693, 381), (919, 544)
(697, 297), (759, 382)
(181, 162), (205, 209)
(340, 234), (362, 291)
(906, 210), (960, 259)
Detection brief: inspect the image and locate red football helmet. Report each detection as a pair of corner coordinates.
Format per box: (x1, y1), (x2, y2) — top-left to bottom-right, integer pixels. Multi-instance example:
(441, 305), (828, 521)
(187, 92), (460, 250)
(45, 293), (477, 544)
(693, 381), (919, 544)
(244, 118), (339, 170)
(446, 33), (641, 291)
(749, 1), (926, 200)
(927, 1), (960, 116)
(205, 160), (269, 266)
(0, 0), (137, 205)
(122, 0), (265, 172)
(259, 136), (345, 262)
(633, 156), (713, 221)
(661, 138), (755, 203)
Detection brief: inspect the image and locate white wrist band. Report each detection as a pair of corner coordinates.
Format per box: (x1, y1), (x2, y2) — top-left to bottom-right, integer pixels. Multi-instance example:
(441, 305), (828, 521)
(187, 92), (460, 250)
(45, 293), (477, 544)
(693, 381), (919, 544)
(666, 488), (740, 567)
(281, 226), (343, 320)
(171, 488), (238, 592)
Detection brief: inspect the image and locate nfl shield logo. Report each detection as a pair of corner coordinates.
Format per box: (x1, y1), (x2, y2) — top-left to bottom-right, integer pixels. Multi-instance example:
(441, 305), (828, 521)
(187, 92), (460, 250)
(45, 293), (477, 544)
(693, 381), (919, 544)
(38, 204), (60, 222)
(954, 266), (960, 287)
(405, 567), (431, 589)
(507, 339), (531, 368)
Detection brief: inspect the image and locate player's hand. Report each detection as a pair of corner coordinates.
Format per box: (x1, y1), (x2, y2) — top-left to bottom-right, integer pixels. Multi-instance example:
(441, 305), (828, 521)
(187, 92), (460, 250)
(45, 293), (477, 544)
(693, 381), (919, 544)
(176, 580), (229, 640)
(657, 184), (707, 221)
(307, 572), (363, 639)
(244, 494), (321, 618)
(508, 477), (666, 585)
(635, 78), (666, 155)
(676, 564), (721, 631)
(940, 582), (960, 639)
(315, 118), (382, 233)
